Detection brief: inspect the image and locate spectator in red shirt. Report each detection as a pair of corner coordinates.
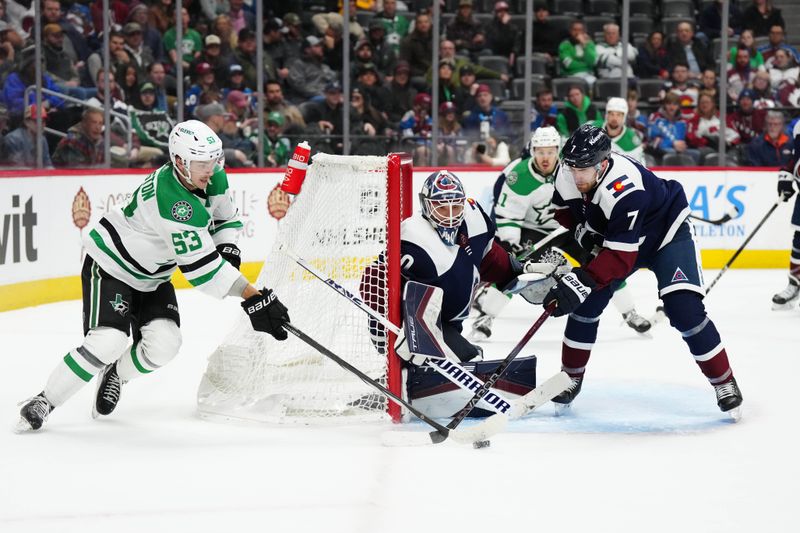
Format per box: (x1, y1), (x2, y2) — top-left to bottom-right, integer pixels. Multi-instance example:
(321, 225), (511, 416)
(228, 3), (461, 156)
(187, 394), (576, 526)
(727, 89), (766, 144)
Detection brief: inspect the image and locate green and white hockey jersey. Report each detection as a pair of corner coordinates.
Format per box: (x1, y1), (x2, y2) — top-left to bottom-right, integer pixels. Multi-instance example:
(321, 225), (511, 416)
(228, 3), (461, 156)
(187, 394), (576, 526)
(493, 157), (560, 246)
(608, 125), (645, 165)
(83, 163), (245, 299)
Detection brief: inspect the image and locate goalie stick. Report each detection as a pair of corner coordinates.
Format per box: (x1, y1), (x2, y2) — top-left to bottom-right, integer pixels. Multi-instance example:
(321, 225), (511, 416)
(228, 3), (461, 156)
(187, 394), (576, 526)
(283, 322), (485, 445)
(688, 205), (740, 226)
(438, 301), (558, 438)
(283, 247), (518, 416)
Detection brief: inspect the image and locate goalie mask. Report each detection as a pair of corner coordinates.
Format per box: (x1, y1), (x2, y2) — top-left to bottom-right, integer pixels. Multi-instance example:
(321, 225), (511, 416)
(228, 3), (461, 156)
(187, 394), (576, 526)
(420, 170), (466, 246)
(168, 120), (225, 190)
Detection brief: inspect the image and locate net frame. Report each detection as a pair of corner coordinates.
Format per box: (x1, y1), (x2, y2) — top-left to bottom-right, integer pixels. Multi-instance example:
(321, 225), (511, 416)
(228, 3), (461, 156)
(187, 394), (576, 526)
(197, 152), (412, 424)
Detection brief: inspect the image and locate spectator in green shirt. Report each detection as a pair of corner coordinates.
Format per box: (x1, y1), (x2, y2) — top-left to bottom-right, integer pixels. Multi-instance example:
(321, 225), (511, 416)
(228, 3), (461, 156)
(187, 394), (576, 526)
(163, 7), (202, 72)
(376, 0), (409, 52)
(260, 111), (291, 167)
(558, 20), (597, 88)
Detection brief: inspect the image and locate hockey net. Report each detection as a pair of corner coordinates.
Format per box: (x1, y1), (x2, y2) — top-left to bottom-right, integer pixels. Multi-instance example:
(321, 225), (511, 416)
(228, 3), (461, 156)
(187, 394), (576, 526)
(197, 153), (411, 424)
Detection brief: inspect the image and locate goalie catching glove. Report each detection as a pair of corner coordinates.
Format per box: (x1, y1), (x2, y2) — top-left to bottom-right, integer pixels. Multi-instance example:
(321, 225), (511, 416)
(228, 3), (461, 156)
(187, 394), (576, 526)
(777, 170), (797, 202)
(242, 288), (290, 340)
(544, 268), (597, 317)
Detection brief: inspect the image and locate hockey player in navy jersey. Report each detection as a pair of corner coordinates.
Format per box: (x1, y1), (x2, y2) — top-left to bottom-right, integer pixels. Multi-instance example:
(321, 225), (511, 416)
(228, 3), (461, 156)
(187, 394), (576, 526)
(543, 124), (743, 417)
(470, 126), (651, 341)
(396, 170), (527, 364)
(773, 120), (800, 309)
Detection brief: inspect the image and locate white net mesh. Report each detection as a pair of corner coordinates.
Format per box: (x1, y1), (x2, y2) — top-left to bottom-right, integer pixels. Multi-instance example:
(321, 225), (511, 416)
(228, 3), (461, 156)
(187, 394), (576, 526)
(198, 154), (394, 424)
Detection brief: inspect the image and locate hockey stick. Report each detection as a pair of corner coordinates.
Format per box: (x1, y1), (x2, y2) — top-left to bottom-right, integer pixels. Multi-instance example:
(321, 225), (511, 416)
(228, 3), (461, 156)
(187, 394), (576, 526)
(283, 322), (484, 445)
(437, 301), (557, 439)
(284, 247), (516, 415)
(688, 205), (740, 226)
(706, 199), (781, 294)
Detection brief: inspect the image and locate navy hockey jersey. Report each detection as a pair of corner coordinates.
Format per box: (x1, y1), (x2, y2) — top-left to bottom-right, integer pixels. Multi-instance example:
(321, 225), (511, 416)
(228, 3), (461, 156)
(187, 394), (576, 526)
(400, 199), (515, 325)
(552, 153), (690, 287)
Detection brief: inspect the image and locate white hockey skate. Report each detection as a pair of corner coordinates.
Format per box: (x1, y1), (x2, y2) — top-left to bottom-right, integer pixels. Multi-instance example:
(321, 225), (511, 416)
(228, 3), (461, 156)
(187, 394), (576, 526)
(469, 313), (494, 341)
(771, 280), (800, 310)
(623, 310), (652, 334)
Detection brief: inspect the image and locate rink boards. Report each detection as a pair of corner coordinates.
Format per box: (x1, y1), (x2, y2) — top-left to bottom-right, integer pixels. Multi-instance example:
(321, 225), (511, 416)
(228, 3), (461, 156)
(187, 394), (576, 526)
(0, 166), (793, 311)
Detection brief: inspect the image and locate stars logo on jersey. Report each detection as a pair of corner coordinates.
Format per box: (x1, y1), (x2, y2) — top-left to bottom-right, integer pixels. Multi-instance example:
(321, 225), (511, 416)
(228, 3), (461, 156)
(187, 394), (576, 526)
(109, 294), (129, 317)
(506, 171), (518, 186)
(171, 201), (193, 222)
(671, 267), (689, 283)
(606, 176), (634, 198)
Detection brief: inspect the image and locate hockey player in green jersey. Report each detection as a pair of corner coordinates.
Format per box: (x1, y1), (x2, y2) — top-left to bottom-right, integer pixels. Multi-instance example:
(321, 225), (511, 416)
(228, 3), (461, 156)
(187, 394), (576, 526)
(17, 120), (291, 432)
(595, 97), (646, 165)
(470, 126), (652, 340)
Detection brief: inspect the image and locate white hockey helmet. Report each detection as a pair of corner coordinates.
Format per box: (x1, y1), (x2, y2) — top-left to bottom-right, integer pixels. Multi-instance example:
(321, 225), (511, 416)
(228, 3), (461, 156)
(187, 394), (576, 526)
(168, 120), (225, 189)
(605, 97), (628, 119)
(527, 126), (561, 153)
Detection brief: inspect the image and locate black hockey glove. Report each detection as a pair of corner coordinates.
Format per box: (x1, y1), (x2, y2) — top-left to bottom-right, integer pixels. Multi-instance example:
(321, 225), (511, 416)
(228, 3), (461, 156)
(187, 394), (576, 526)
(544, 268), (597, 317)
(242, 288), (290, 341)
(574, 223), (604, 253)
(217, 243), (241, 270)
(777, 170), (796, 203)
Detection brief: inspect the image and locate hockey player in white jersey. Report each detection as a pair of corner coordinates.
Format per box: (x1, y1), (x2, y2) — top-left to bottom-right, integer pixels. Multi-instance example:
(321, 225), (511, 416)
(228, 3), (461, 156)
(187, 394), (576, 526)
(470, 126), (651, 341)
(17, 120), (290, 432)
(598, 97), (646, 165)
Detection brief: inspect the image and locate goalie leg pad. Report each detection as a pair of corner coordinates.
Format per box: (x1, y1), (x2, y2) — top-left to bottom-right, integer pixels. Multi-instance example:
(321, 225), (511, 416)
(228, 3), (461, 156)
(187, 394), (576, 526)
(407, 355), (537, 418)
(117, 319), (182, 381)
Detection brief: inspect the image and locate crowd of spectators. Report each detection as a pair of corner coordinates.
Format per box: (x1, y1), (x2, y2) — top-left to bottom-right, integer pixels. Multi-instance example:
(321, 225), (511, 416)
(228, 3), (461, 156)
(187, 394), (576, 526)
(0, 0), (798, 169)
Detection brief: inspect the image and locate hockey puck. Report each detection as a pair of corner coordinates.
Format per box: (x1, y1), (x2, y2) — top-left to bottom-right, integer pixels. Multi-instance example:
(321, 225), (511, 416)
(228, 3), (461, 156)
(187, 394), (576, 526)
(473, 439), (491, 449)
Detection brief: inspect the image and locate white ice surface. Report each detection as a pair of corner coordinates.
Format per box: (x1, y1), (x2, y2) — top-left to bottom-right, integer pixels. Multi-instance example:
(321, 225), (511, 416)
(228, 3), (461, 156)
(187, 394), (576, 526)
(1, 269), (798, 533)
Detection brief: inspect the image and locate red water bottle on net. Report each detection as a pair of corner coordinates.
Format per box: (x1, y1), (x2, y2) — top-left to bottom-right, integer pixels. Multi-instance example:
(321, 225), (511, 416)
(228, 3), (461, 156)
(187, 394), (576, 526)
(281, 141), (311, 195)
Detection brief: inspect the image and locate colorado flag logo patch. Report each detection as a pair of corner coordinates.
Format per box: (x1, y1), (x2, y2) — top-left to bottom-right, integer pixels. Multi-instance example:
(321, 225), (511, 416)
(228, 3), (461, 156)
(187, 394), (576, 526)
(606, 176), (634, 198)
(671, 267), (689, 283)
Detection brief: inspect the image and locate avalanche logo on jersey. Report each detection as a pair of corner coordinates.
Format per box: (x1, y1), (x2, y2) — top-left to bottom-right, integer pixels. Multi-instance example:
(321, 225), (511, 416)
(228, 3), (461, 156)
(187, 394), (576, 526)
(671, 267), (689, 283)
(606, 175), (634, 198)
(171, 201), (193, 222)
(109, 294), (130, 317)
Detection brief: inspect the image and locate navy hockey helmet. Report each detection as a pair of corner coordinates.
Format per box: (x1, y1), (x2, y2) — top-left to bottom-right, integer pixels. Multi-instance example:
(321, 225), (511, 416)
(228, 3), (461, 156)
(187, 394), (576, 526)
(419, 170), (466, 246)
(561, 123), (611, 169)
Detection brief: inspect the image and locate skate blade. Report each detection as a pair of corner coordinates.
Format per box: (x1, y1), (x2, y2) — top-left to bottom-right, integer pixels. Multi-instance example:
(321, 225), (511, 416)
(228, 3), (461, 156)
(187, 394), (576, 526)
(726, 406), (743, 423)
(771, 300), (798, 311)
(14, 417), (36, 433)
(553, 402), (573, 417)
